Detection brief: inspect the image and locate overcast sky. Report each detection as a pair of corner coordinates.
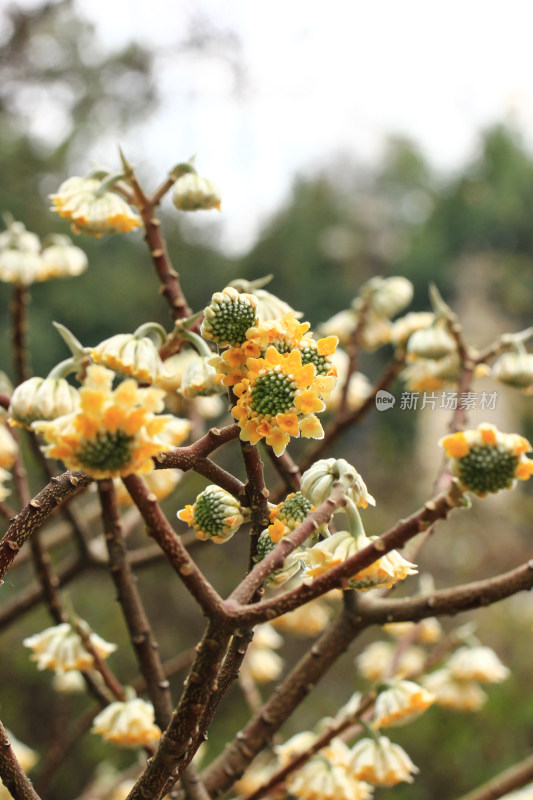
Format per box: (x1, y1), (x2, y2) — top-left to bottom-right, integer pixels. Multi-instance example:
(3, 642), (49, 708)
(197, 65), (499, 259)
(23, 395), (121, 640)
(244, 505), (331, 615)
(56, 1), (533, 251)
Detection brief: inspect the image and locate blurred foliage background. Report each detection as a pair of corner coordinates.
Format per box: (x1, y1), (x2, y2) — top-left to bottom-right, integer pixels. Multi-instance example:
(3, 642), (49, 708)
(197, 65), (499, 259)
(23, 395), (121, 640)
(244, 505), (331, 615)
(1, 2), (533, 799)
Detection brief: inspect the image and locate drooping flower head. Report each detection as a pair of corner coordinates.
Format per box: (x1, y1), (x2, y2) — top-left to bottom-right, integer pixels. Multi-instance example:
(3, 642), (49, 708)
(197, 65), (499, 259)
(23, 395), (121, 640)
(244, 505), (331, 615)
(301, 530), (417, 591)
(23, 621), (116, 672)
(272, 596), (333, 637)
(349, 735), (419, 786)
(492, 349), (533, 391)
(9, 376), (80, 429)
(0, 218), (42, 284)
(300, 458), (375, 509)
(38, 234), (88, 280)
(50, 172), (141, 237)
(201, 286), (258, 347)
(440, 423), (533, 496)
(231, 346), (333, 456)
(286, 740), (373, 800)
(447, 645), (510, 683)
(421, 668), (487, 711)
(33, 365), (176, 479)
(178, 485), (248, 543)
(91, 697), (161, 748)
(372, 679), (435, 728)
(90, 332), (168, 385)
(172, 171), (221, 211)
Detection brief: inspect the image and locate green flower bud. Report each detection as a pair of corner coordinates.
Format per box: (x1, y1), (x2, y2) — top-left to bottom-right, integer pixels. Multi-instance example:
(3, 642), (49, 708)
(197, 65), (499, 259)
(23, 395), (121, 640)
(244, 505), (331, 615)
(201, 286), (258, 347)
(178, 485), (248, 543)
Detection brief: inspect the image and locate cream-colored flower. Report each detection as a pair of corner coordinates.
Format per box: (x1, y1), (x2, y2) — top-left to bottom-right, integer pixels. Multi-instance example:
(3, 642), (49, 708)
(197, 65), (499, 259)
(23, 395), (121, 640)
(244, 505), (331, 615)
(52, 669), (87, 693)
(447, 646), (510, 683)
(372, 679), (435, 728)
(50, 174), (141, 237)
(233, 758), (279, 797)
(401, 352), (461, 392)
(274, 731), (318, 766)
(360, 276), (413, 319)
(318, 309), (358, 347)
(90, 333), (168, 385)
(300, 458), (375, 509)
(0, 219), (42, 284)
(39, 235), (88, 279)
(9, 376), (80, 429)
(180, 354), (224, 398)
(23, 621), (116, 673)
(349, 735), (419, 786)
(0, 423), (18, 469)
(253, 623), (284, 651)
(492, 350), (533, 390)
(172, 172), (221, 211)
(272, 597), (332, 637)
(355, 641), (426, 683)
(390, 311), (435, 348)
(302, 531), (417, 591)
(406, 324), (457, 360)
(91, 698), (161, 747)
(245, 648), (284, 683)
(287, 745), (373, 800)
(421, 668), (487, 711)
(382, 617), (443, 644)
(243, 623), (284, 683)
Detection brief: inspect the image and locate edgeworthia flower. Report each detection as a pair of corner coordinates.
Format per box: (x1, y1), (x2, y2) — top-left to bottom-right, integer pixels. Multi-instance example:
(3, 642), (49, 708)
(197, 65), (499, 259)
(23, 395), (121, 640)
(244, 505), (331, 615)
(91, 698), (161, 747)
(23, 621), (116, 672)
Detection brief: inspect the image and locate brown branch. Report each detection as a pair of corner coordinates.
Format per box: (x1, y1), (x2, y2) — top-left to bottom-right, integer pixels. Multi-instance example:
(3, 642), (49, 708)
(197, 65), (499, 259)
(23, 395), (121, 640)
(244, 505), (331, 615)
(154, 424), (240, 470)
(122, 475), (225, 619)
(193, 458), (245, 500)
(239, 442), (270, 571)
(228, 483), (350, 608)
(97, 480), (173, 726)
(0, 719), (41, 800)
(124, 163), (192, 320)
(126, 622), (232, 800)
(0, 393), (10, 410)
(11, 284), (31, 383)
(201, 602), (365, 798)
(455, 752), (533, 800)
(360, 560), (533, 625)
(0, 471), (93, 583)
(230, 480), (467, 626)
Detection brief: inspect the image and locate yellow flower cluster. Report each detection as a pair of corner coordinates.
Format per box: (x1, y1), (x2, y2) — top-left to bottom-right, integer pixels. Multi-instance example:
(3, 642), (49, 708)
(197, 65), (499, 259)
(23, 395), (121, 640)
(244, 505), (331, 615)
(231, 347), (335, 456)
(33, 365), (176, 479)
(440, 423), (533, 496)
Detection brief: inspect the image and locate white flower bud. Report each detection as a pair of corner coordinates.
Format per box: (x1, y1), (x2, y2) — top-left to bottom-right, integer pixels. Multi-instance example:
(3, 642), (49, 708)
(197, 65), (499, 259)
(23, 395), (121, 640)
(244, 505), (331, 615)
(9, 377), (80, 428)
